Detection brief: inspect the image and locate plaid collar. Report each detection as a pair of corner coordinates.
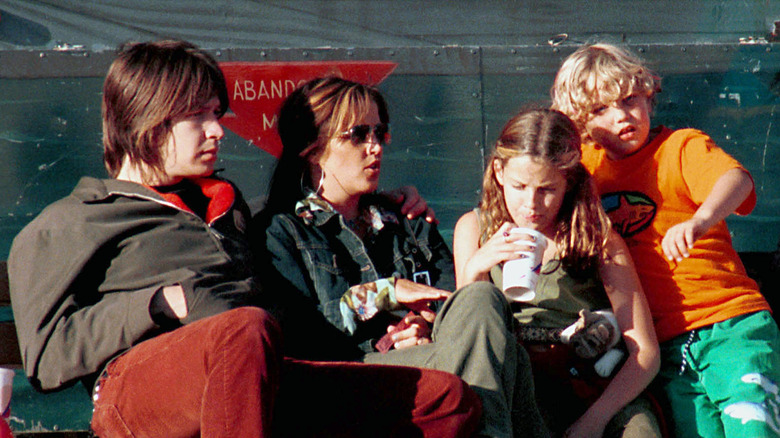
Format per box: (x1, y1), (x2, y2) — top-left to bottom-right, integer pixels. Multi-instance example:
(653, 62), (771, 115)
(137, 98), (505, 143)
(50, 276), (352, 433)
(294, 190), (398, 235)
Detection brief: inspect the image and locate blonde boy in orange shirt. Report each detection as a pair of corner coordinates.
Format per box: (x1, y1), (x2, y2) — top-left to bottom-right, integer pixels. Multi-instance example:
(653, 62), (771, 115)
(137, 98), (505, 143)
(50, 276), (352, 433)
(551, 43), (780, 437)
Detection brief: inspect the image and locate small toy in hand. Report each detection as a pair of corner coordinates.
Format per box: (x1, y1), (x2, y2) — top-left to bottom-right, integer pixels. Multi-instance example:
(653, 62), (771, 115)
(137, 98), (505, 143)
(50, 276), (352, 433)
(560, 309), (625, 377)
(376, 312), (416, 353)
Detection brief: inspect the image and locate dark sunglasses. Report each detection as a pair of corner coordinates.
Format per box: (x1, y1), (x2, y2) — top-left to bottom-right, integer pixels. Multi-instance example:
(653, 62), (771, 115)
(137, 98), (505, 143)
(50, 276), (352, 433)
(339, 123), (390, 145)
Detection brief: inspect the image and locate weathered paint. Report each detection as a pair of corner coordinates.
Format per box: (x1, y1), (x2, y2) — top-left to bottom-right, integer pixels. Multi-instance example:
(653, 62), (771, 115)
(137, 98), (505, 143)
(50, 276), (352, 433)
(0, 43), (778, 257)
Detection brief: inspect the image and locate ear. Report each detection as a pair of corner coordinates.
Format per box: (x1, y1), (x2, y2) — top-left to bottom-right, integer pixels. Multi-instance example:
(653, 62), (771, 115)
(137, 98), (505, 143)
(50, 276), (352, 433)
(492, 159), (505, 187)
(304, 141), (327, 176)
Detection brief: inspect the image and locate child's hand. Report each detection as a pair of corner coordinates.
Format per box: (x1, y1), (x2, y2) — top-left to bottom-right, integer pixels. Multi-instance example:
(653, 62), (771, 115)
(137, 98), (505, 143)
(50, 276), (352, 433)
(662, 217), (708, 262)
(463, 222), (535, 282)
(662, 168), (753, 262)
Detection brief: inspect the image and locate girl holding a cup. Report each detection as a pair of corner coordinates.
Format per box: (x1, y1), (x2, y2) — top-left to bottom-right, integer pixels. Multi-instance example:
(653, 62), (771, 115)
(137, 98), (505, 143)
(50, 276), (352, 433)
(453, 109), (660, 438)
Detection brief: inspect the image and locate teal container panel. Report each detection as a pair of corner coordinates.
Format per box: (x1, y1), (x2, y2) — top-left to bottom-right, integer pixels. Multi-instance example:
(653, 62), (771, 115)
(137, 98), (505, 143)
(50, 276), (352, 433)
(379, 74), (485, 242)
(0, 78), (103, 258)
(209, 131), (279, 213)
(9, 372), (92, 433)
(658, 70), (780, 248)
(482, 47), (780, 253)
(0, 76), (279, 259)
(0, 74), (485, 250)
(1, 44), (779, 256)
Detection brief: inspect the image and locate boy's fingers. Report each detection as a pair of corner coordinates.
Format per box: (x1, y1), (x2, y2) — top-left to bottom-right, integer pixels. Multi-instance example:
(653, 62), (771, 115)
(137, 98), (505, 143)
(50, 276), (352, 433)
(664, 241), (679, 261)
(666, 239), (680, 261)
(673, 240), (685, 261)
(684, 227), (695, 250)
(675, 230), (689, 258)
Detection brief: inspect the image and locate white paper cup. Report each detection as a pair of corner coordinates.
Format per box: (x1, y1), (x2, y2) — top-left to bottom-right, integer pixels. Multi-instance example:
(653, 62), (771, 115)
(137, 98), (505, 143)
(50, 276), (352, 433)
(0, 368), (13, 417)
(502, 228), (548, 302)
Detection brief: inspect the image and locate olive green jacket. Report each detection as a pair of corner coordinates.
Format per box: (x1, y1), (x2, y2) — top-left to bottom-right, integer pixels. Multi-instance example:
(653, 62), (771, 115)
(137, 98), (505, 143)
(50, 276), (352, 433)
(9, 177), (259, 392)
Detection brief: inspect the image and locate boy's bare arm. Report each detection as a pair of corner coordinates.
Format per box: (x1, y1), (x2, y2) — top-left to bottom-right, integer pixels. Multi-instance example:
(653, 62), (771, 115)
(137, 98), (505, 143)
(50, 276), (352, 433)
(662, 168), (753, 261)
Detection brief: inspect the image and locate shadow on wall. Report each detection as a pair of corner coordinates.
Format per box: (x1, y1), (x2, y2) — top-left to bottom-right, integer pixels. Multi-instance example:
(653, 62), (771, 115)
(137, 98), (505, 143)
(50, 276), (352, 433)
(0, 10), (50, 47)
(739, 247), (780, 325)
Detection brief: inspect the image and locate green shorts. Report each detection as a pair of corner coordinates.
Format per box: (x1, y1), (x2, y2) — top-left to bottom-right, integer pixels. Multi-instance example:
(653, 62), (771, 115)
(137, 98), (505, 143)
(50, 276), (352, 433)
(658, 310), (780, 438)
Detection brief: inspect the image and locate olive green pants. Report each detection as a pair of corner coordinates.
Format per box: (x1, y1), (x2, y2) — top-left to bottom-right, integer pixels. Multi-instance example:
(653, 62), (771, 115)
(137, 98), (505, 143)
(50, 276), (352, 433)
(364, 282), (549, 438)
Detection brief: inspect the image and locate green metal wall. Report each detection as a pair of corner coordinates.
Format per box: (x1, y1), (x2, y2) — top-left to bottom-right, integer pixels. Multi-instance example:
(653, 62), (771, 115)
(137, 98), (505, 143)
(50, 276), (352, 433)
(0, 43), (778, 258)
(1, 2), (779, 432)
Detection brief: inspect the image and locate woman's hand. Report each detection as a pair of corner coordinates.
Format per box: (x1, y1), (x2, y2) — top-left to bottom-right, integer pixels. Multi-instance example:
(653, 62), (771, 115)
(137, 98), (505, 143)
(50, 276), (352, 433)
(394, 278), (450, 322)
(461, 222), (534, 285)
(388, 313), (432, 350)
(387, 278), (448, 350)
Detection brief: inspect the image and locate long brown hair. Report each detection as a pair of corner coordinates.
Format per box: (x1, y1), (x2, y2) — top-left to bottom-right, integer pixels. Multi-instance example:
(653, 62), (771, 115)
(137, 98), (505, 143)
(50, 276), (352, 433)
(101, 40), (228, 181)
(479, 109), (611, 277)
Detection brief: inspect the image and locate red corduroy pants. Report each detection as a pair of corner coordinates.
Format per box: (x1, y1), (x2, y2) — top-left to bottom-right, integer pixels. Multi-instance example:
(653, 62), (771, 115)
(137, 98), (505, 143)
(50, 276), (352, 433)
(91, 307), (481, 438)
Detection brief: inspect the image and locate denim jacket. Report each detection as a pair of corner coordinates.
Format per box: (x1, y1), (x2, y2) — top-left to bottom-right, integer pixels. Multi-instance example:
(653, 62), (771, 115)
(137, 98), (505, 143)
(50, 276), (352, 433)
(263, 193), (455, 353)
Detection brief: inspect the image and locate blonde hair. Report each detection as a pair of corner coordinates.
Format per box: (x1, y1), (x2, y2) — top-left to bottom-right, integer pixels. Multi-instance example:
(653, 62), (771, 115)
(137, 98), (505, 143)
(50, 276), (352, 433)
(479, 109), (611, 277)
(550, 43), (660, 141)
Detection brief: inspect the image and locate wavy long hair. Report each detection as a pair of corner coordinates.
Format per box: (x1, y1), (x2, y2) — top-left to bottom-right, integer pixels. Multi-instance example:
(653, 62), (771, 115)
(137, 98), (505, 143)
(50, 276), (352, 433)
(479, 109), (611, 277)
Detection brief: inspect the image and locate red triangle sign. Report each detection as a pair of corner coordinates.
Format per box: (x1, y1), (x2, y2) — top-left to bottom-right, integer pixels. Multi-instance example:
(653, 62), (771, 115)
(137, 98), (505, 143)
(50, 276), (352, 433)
(219, 61), (397, 158)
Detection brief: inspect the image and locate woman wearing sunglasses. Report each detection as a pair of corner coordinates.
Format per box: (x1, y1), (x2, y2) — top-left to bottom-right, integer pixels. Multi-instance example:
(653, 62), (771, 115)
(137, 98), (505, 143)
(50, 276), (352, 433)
(255, 77), (548, 438)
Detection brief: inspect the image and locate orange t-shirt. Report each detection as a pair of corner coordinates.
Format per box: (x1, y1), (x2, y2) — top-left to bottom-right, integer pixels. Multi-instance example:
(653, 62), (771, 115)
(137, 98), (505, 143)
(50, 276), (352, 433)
(581, 126), (769, 342)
